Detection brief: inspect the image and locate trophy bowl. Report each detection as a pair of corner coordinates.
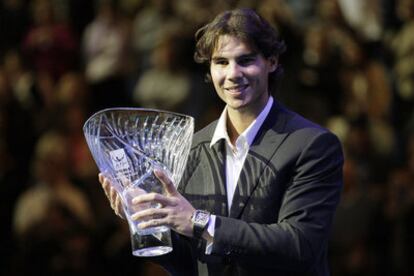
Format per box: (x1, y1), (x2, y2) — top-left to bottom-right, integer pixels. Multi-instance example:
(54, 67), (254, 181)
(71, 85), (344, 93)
(83, 108), (194, 257)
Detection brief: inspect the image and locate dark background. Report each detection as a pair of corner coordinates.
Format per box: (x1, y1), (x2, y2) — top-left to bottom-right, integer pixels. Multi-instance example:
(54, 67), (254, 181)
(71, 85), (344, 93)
(1, 0), (413, 275)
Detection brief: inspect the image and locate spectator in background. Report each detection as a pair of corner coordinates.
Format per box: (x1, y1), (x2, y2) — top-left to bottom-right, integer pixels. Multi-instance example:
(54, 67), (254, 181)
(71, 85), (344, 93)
(0, 67), (34, 276)
(0, 61), (35, 178)
(295, 22), (342, 124)
(12, 130), (96, 275)
(330, 157), (379, 276)
(282, 0), (315, 26)
(54, 72), (97, 184)
(133, 28), (192, 111)
(131, 0), (178, 73)
(55, 71), (90, 108)
(22, 0), (78, 81)
(13, 131), (94, 237)
(337, 34), (395, 162)
(53, 70), (120, 232)
(0, 0), (29, 54)
(2, 50), (35, 111)
(173, 0), (231, 27)
(82, 0), (131, 112)
(1, 48), (60, 136)
(386, 0), (414, 132)
(337, 0), (384, 43)
(133, 27), (214, 124)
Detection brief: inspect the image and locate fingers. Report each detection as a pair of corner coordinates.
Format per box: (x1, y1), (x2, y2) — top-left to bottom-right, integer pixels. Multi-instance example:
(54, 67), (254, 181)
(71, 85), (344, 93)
(98, 171), (178, 222)
(114, 195), (125, 218)
(100, 175), (111, 199)
(98, 173), (116, 201)
(98, 173), (125, 219)
(134, 208), (172, 229)
(132, 192), (176, 207)
(110, 186), (126, 219)
(110, 185), (117, 204)
(109, 186), (117, 210)
(154, 169), (177, 195)
(131, 207), (169, 221)
(138, 219), (168, 230)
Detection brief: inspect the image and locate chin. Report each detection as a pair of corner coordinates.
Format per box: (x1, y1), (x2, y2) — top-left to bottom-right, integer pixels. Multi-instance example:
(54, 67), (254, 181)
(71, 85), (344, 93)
(225, 98), (246, 107)
(228, 102), (249, 111)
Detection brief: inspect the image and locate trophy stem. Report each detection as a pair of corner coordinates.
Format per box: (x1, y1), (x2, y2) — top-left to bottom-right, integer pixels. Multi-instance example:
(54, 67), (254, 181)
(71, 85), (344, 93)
(121, 170), (173, 257)
(128, 220), (172, 257)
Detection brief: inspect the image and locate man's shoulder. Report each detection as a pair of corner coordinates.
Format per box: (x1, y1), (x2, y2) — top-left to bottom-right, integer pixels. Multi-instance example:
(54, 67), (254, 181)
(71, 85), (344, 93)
(271, 102), (343, 152)
(277, 103), (331, 136)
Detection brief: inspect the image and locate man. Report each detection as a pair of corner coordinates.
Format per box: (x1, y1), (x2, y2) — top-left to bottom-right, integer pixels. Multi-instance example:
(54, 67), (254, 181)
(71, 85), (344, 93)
(100, 8), (343, 275)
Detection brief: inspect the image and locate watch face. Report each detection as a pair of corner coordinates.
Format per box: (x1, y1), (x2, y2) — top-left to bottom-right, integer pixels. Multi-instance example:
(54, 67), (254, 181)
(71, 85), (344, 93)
(195, 211), (209, 223)
(192, 210), (210, 238)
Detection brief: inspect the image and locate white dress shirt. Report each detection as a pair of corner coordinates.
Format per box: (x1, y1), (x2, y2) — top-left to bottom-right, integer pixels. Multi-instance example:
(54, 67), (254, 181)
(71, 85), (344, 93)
(204, 96), (274, 253)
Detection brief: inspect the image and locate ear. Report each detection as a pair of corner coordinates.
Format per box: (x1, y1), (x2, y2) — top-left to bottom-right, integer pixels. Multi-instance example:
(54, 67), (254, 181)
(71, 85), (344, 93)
(268, 56), (278, 73)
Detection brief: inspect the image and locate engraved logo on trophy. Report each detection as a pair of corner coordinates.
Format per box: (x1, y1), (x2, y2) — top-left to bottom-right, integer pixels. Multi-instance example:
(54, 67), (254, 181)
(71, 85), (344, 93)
(110, 148), (129, 171)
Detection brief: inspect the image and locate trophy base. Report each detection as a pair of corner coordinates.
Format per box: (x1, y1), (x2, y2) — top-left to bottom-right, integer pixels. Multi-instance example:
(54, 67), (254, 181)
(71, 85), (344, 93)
(132, 246), (173, 257)
(130, 226), (172, 257)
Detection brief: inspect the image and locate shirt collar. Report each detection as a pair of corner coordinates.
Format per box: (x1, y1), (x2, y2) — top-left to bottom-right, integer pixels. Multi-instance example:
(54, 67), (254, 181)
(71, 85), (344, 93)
(210, 96), (274, 148)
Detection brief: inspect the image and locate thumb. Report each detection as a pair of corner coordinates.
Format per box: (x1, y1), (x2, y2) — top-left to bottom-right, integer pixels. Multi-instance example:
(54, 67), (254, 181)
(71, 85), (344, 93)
(154, 169), (177, 195)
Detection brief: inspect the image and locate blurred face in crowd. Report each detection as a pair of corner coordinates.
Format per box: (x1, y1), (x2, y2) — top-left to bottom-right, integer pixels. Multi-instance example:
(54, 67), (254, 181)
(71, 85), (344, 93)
(210, 35), (277, 116)
(396, 0), (414, 21)
(32, 0), (54, 25)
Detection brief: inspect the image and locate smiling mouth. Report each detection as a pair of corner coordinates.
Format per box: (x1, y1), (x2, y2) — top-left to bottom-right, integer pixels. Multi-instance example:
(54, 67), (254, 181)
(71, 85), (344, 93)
(225, 84), (249, 93)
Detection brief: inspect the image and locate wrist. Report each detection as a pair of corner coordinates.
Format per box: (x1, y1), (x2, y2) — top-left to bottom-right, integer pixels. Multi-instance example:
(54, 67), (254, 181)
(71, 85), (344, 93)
(191, 209), (211, 239)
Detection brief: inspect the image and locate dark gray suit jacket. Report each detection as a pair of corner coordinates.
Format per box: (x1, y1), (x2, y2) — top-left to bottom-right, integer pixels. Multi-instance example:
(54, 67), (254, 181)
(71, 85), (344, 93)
(155, 101), (344, 276)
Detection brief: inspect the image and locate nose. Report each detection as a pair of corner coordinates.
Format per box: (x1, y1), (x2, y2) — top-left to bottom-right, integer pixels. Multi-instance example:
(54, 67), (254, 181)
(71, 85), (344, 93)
(227, 61), (243, 80)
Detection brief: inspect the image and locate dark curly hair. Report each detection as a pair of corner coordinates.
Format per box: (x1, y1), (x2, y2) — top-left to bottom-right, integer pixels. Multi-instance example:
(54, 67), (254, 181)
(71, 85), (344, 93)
(194, 8), (286, 94)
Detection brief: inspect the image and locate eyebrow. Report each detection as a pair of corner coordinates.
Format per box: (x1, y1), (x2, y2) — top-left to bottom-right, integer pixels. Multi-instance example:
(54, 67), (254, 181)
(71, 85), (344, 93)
(211, 52), (258, 62)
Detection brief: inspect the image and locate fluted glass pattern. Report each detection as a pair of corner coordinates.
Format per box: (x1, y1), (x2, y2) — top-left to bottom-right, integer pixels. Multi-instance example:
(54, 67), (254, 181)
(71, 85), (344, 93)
(83, 108), (194, 191)
(83, 108), (194, 257)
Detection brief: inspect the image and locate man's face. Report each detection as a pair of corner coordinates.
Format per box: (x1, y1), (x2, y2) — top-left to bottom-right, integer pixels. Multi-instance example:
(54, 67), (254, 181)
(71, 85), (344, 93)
(210, 35), (277, 116)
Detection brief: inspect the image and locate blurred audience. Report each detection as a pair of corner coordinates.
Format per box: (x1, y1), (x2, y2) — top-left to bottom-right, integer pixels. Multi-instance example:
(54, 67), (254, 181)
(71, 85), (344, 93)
(0, 0), (30, 54)
(386, 0), (414, 134)
(22, 0), (78, 80)
(12, 130), (95, 275)
(0, 0), (413, 275)
(82, 0), (132, 112)
(132, 27), (214, 125)
(131, 0), (178, 73)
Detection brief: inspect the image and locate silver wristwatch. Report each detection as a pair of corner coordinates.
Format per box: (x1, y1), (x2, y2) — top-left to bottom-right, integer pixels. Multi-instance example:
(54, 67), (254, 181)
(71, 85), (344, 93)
(191, 210), (210, 239)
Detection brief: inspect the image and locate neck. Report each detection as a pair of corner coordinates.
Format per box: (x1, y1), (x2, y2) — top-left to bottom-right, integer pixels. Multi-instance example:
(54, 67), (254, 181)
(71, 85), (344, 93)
(226, 97), (269, 144)
(226, 112), (254, 144)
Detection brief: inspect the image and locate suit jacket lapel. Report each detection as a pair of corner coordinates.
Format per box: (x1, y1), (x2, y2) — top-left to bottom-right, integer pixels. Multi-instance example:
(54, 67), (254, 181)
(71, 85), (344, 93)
(209, 139), (229, 216)
(182, 121), (228, 217)
(229, 101), (290, 218)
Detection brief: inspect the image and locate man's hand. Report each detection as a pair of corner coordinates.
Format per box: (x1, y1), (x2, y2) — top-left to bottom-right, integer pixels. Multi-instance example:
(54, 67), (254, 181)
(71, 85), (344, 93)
(131, 169), (196, 238)
(99, 173), (125, 219)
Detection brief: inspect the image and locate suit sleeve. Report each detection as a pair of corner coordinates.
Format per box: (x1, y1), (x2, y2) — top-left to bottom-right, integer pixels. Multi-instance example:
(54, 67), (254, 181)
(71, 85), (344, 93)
(210, 131), (344, 272)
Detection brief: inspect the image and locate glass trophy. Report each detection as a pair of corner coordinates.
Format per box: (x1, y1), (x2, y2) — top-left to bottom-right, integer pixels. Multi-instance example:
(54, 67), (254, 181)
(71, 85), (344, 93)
(83, 108), (194, 257)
